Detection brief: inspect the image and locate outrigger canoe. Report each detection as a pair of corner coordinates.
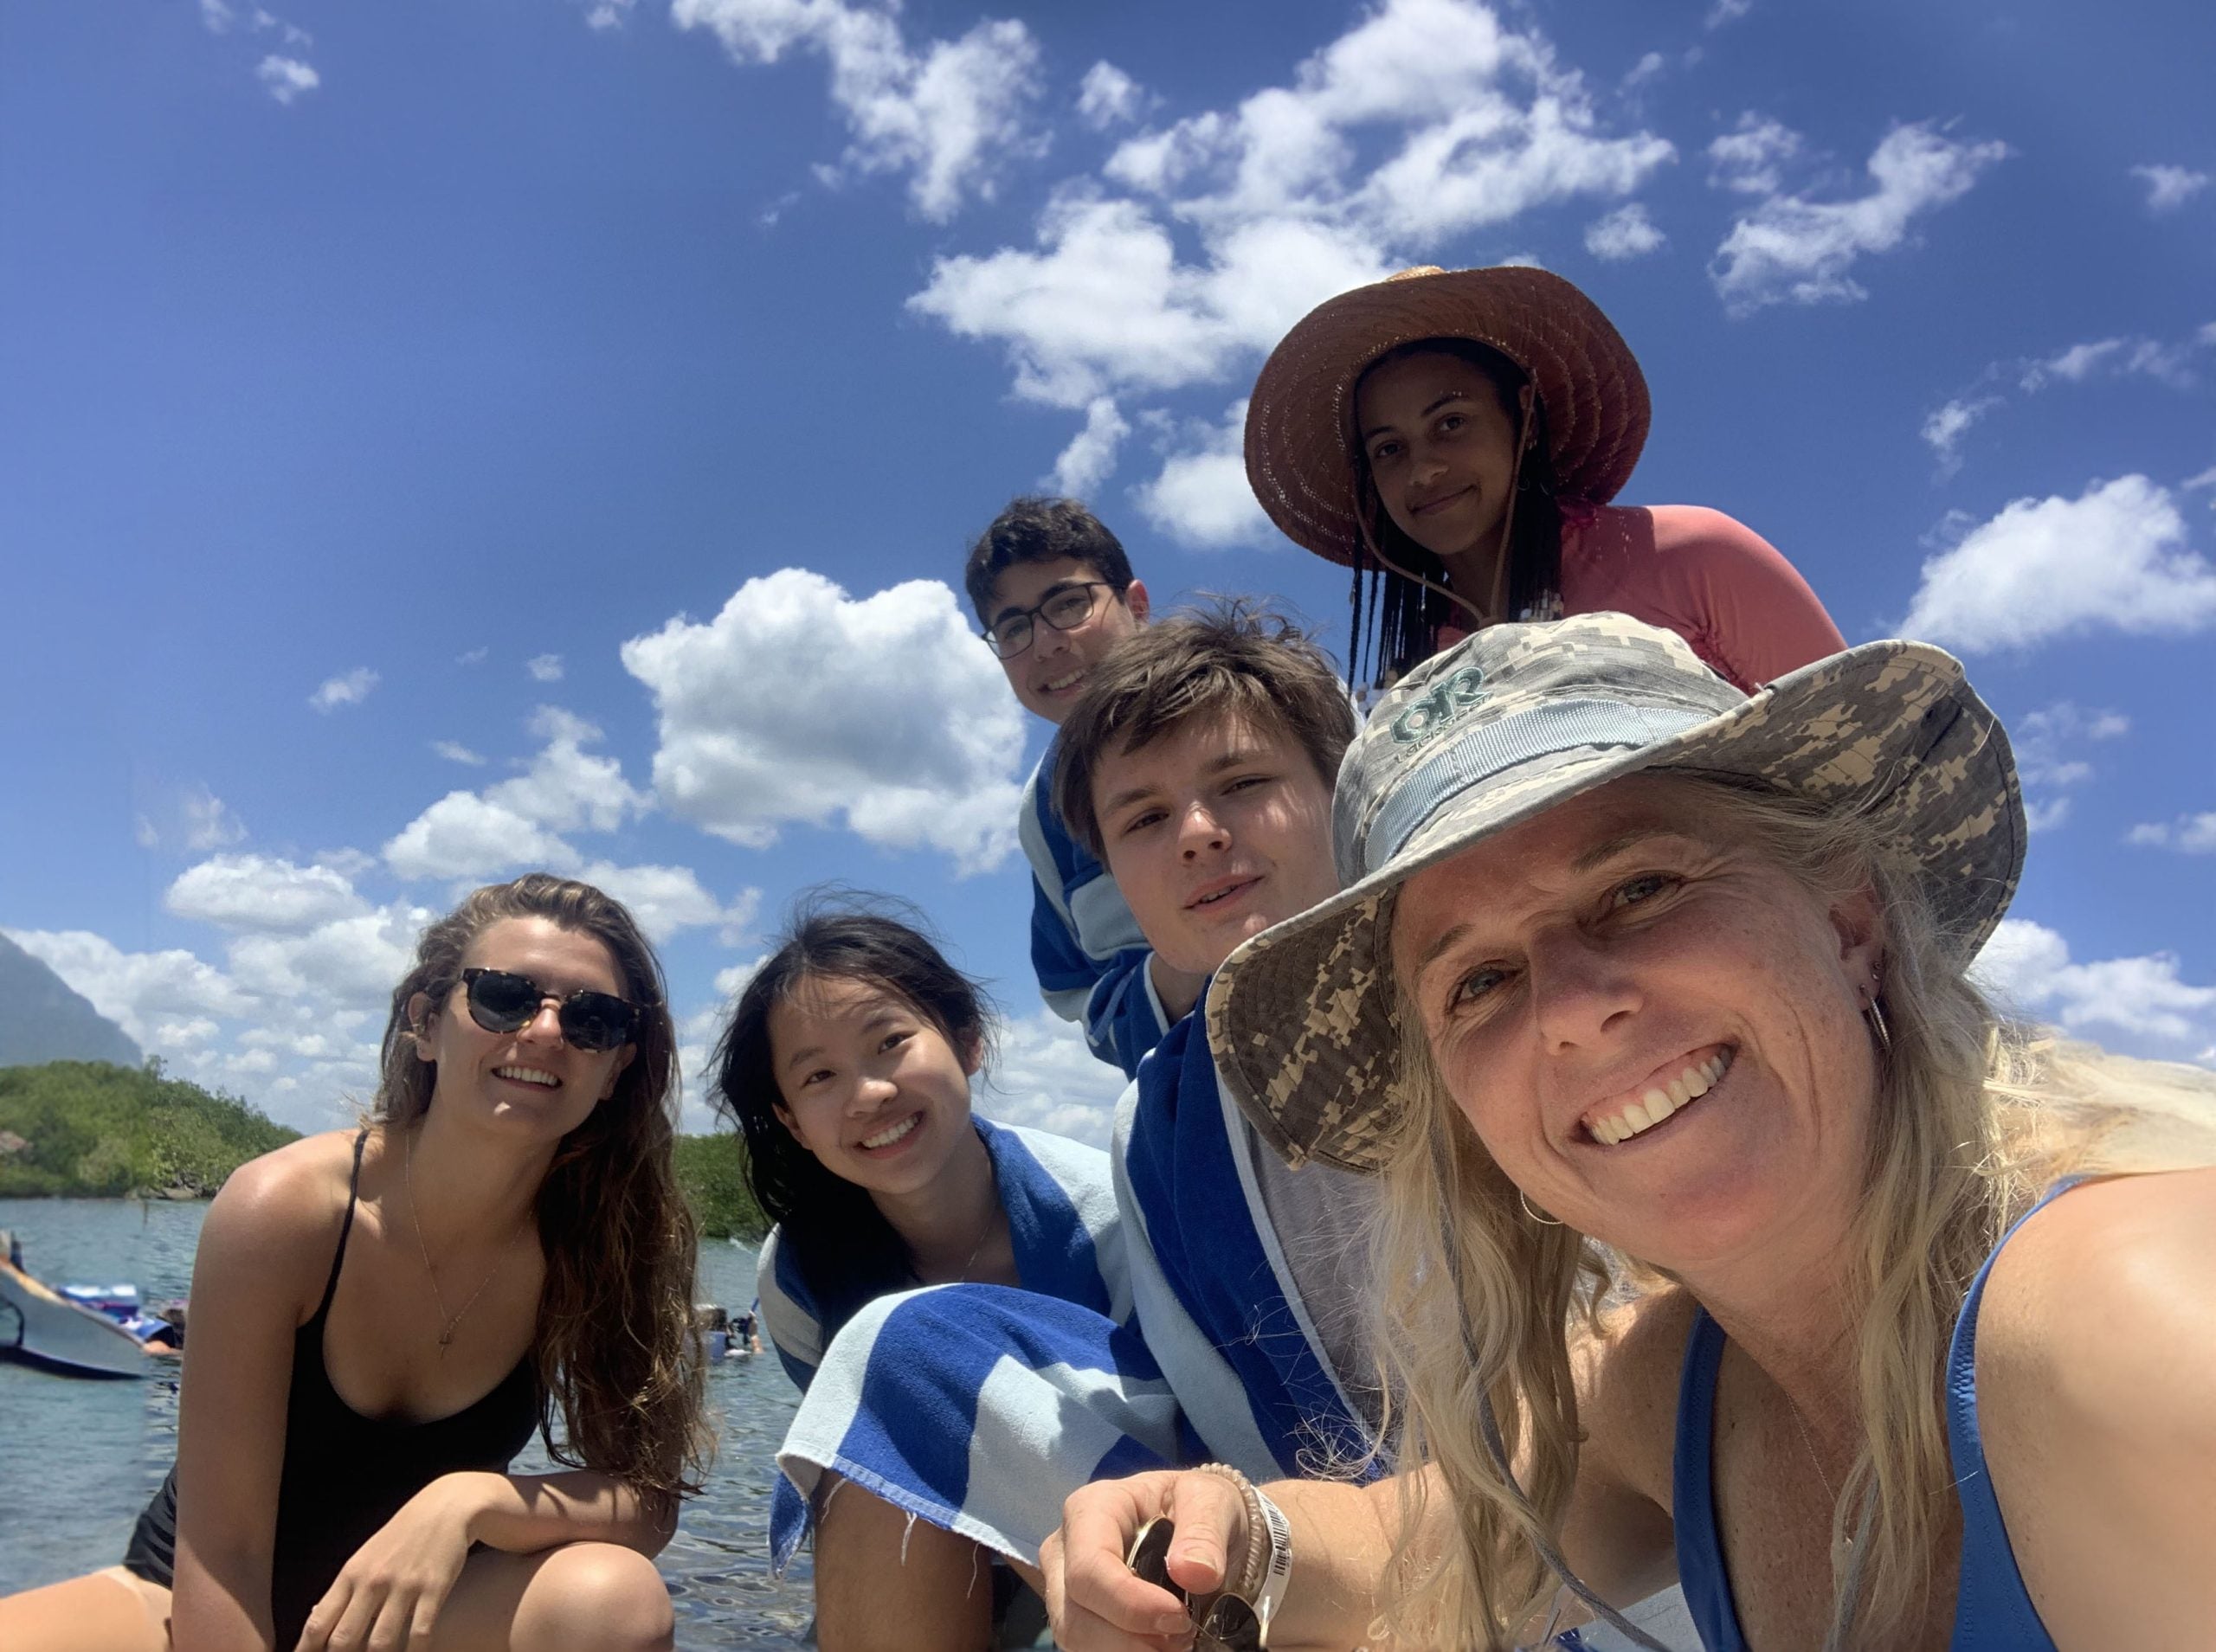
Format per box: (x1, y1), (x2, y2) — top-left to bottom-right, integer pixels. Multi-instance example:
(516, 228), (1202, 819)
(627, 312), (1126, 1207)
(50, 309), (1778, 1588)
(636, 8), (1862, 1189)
(0, 1250), (151, 1379)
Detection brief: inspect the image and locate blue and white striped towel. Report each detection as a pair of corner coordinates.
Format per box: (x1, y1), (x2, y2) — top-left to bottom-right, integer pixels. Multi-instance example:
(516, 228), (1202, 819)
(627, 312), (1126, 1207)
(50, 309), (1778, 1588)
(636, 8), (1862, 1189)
(765, 1006), (1381, 1570)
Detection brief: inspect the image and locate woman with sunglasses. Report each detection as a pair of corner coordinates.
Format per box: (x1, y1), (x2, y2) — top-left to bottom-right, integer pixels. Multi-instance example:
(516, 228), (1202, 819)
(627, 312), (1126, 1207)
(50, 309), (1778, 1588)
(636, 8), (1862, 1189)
(0, 873), (706, 1652)
(715, 900), (1138, 1652)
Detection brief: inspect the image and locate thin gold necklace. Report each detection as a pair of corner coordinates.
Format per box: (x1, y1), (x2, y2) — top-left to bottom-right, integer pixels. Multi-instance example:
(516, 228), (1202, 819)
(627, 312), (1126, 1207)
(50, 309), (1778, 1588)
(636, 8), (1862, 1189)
(403, 1122), (527, 1357)
(1784, 1390), (1856, 1575)
(951, 1157), (1001, 1284)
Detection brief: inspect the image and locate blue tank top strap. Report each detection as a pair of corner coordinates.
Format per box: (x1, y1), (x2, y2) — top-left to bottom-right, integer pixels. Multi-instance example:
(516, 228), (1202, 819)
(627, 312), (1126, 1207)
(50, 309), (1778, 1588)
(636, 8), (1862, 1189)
(1942, 1177), (2085, 1652)
(1671, 1305), (1749, 1652)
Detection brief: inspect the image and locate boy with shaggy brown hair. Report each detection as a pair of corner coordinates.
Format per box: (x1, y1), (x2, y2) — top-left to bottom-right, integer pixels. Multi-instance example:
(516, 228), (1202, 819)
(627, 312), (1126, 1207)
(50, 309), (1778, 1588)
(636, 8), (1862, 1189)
(1053, 601), (1381, 1477)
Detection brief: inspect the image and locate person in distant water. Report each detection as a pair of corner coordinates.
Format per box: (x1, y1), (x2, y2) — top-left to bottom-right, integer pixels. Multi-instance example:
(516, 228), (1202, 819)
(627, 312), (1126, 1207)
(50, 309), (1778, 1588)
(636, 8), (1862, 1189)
(966, 497), (1176, 1077)
(1246, 264), (1846, 693)
(731, 1301), (763, 1357)
(713, 899), (1129, 1651)
(0, 873), (707, 1652)
(1045, 616), (2216, 1652)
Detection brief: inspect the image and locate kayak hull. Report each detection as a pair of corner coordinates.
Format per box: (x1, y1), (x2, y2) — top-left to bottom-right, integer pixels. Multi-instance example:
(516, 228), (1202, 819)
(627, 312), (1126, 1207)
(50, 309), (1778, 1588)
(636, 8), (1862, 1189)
(0, 1258), (151, 1379)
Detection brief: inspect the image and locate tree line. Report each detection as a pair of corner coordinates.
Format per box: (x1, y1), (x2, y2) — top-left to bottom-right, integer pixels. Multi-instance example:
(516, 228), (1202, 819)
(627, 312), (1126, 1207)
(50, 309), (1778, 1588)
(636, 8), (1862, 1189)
(0, 1061), (768, 1241)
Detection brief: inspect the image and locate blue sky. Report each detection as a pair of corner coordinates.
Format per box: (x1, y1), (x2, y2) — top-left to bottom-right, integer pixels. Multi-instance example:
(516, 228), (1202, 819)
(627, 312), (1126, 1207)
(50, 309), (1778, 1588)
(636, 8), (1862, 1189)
(4, 0), (2213, 1138)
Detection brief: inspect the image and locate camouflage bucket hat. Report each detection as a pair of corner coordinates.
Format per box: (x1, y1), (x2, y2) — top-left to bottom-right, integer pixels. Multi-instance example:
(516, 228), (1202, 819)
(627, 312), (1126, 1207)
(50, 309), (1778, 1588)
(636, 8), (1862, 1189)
(1206, 614), (2025, 1174)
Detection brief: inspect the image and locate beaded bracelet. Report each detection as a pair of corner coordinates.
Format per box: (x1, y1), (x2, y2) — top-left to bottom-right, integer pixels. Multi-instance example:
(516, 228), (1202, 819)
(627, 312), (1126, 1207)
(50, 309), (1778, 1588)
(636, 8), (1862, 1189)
(1189, 1462), (1294, 1632)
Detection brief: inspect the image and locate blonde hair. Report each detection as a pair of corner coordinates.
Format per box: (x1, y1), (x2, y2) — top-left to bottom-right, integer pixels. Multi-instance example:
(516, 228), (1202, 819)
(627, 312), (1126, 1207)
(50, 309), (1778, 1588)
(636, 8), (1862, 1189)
(1365, 779), (2216, 1649)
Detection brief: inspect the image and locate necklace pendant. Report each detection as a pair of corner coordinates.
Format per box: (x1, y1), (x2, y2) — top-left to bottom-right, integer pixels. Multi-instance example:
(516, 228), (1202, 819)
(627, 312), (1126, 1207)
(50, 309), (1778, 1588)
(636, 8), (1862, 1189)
(436, 1327), (454, 1353)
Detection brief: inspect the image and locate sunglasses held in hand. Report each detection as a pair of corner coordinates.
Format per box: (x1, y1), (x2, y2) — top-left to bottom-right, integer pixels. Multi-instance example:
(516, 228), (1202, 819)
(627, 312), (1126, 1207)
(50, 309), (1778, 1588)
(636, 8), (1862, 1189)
(461, 967), (641, 1052)
(1126, 1518), (1266, 1651)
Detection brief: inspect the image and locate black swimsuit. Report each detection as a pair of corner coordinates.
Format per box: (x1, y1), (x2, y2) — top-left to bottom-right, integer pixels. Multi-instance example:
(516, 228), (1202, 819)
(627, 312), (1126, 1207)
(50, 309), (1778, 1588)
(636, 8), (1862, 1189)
(124, 1130), (540, 1645)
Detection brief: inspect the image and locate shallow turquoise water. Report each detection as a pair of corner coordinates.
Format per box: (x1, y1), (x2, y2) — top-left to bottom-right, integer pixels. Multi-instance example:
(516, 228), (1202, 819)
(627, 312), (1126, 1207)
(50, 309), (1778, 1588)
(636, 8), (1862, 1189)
(0, 1198), (814, 1646)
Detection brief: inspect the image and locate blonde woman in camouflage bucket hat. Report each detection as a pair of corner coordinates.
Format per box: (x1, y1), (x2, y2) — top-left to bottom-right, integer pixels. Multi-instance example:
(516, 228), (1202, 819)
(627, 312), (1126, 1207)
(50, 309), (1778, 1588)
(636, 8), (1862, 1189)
(1040, 614), (2216, 1652)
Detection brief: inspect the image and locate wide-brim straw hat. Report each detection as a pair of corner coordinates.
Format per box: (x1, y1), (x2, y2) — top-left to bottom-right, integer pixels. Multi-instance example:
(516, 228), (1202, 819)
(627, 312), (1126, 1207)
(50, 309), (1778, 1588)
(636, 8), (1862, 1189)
(1245, 266), (1652, 567)
(1207, 613), (2025, 1174)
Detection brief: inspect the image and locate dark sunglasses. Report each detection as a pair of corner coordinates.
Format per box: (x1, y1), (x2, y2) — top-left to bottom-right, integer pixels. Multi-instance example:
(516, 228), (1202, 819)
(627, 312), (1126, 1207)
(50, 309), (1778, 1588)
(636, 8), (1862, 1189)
(459, 967), (641, 1053)
(1126, 1518), (1266, 1651)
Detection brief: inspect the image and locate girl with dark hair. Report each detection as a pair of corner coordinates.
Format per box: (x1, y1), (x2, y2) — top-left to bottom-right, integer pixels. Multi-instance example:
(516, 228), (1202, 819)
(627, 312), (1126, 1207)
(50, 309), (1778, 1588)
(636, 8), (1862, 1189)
(1246, 264), (1848, 692)
(0, 873), (707, 1652)
(713, 901), (1131, 1652)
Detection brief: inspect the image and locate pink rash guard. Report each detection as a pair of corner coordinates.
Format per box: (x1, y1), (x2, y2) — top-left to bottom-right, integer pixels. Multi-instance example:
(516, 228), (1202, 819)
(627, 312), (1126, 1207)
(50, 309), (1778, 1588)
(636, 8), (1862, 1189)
(1437, 503), (1846, 691)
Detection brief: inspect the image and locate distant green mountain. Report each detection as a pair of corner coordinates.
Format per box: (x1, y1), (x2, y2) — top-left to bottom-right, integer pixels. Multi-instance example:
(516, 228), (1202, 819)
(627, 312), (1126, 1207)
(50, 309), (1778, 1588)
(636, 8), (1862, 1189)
(0, 933), (143, 1069)
(0, 1061), (296, 1198)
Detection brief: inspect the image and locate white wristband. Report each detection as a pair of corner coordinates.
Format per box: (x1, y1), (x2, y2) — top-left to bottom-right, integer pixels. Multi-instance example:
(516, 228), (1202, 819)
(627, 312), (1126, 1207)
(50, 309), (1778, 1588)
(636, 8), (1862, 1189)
(1248, 1483), (1293, 1632)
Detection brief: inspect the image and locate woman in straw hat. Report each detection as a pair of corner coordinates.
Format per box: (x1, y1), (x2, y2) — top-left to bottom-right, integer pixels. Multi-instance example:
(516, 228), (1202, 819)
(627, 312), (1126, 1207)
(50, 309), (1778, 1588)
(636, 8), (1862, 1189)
(1246, 266), (1846, 695)
(1038, 615), (2216, 1650)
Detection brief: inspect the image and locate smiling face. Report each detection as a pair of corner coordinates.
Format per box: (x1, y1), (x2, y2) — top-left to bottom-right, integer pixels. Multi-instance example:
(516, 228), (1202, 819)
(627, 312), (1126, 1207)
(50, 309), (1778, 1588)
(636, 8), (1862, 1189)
(1389, 775), (1884, 1276)
(985, 556), (1150, 724)
(766, 974), (982, 1200)
(410, 916), (636, 1141)
(1355, 348), (1527, 563)
(1092, 710), (1340, 980)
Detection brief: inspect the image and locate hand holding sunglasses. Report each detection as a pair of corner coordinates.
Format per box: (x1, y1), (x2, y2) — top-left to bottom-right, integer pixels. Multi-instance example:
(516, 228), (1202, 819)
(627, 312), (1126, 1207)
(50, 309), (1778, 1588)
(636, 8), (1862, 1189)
(459, 967), (641, 1052)
(1123, 1465), (1292, 1651)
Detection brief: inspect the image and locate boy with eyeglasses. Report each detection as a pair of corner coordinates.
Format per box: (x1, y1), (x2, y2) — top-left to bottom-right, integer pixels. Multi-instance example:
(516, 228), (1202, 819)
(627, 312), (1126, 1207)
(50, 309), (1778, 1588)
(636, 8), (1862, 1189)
(966, 497), (1189, 1077)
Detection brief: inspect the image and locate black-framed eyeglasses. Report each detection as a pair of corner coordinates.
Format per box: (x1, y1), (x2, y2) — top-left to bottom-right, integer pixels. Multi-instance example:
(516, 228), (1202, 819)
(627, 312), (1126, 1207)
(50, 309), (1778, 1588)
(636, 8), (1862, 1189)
(1126, 1518), (1266, 1650)
(981, 582), (1115, 659)
(459, 967), (641, 1053)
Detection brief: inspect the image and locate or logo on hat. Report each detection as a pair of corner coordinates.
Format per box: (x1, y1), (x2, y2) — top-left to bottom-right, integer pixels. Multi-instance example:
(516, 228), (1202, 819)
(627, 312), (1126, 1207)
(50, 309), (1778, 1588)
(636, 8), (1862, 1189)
(1389, 665), (1487, 747)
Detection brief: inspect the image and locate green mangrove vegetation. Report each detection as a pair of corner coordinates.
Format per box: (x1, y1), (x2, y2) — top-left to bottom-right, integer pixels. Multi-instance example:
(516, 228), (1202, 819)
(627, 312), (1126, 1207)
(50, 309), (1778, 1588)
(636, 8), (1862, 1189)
(672, 1129), (769, 1242)
(0, 1060), (300, 1199)
(0, 1059), (768, 1242)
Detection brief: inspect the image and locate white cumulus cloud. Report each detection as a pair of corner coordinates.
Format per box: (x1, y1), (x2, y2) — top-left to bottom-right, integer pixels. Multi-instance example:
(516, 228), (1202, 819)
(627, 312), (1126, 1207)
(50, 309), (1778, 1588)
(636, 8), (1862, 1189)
(486, 707), (651, 836)
(1900, 474), (2216, 652)
(671, 0), (1043, 222)
(577, 861), (762, 946)
(1584, 201), (1665, 260)
(1706, 112), (1801, 196)
(1132, 400), (1274, 549)
(976, 1009), (1131, 1147)
(383, 793), (578, 883)
(1047, 396), (1131, 498)
(2009, 703), (2128, 833)
(1919, 395), (2000, 478)
(2128, 813), (2216, 854)
(166, 855), (370, 933)
(911, 0), (1668, 408)
(310, 667), (378, 711)
(1974, 919), (2216, 1046)
(432, 741), (487, 767)
(2132, 163), (2210, 214)
(1710, 121), (2007, 314)
(1077, 61), (1144, 132)
(5, 928), (254, 1045)
(256, 55), (319, 106)
(526, 652), (565, 683)
(183, 784), (249, 852)
(2019, 327), (2213, 393)
(622, 568), (1026, 873)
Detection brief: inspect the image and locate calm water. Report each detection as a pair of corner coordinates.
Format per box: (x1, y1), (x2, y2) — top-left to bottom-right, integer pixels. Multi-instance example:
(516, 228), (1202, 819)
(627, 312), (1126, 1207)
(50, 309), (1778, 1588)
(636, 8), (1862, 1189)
(0, 1199), (814, 1646)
